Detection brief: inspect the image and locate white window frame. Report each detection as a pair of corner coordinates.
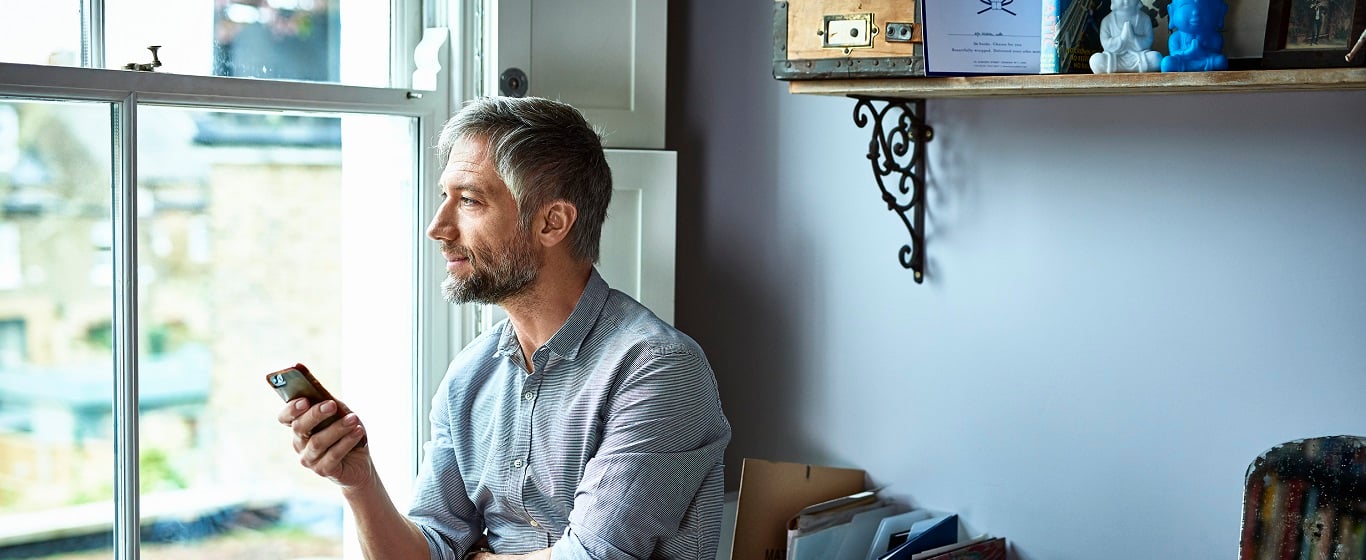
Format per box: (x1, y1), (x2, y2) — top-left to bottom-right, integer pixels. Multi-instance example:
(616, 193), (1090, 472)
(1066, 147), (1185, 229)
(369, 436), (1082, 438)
(0, 0), (484, 556)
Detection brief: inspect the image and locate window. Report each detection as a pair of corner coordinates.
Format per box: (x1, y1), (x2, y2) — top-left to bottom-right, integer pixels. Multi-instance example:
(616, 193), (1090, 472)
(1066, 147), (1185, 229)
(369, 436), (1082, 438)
(0, 1), (463, 558)
(0, 99), (119, 558)
(0, 0), (399, 88)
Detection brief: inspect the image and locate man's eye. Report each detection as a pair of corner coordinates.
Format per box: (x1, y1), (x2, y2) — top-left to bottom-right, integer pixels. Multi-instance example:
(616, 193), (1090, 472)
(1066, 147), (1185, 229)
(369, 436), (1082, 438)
(460, 196), (477, 206)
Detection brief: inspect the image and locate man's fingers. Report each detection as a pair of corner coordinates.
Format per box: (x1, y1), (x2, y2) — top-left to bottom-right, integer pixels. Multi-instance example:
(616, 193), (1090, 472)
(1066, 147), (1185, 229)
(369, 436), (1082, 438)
(278, 397), (369, 487)
(297, 412), (349, 463)
(316, 416), (366, 473)
(300, 413), (365, 476)
(290, 400), (341, 438)
(277, 398), (310, 425)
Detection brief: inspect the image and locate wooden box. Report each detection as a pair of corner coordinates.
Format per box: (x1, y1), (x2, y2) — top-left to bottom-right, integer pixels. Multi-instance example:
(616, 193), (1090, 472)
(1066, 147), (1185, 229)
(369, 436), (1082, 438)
(774, 0), (925, 80)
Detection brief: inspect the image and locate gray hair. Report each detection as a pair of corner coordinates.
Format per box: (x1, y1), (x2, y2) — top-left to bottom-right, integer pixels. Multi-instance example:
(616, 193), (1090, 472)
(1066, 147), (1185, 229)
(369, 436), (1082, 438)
(436, 97), (613, 264)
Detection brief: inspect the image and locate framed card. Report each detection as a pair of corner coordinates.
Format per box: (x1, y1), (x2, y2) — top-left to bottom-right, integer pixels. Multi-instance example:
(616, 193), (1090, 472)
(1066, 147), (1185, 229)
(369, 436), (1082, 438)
(1263, 0), (1366, 67)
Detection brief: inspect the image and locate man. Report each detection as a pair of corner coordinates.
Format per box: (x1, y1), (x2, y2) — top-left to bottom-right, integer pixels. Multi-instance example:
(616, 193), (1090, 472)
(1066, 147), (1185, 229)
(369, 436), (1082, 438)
(279, 96), (731, 560)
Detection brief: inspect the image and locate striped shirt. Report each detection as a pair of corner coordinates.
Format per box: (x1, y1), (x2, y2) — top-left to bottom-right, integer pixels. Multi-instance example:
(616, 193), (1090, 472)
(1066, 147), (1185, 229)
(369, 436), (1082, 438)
(408, 269), (731, 560)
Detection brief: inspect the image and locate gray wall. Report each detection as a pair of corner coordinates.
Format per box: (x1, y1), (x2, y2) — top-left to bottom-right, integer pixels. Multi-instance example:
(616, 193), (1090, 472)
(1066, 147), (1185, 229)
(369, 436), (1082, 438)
(668, 1), (1366, 559)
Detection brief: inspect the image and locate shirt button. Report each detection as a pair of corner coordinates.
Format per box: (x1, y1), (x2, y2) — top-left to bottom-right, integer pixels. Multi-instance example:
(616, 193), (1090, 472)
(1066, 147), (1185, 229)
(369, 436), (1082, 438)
(513, 459), (524, 468)
(530, 519), (540, 528)
(523, 391), (535, 401)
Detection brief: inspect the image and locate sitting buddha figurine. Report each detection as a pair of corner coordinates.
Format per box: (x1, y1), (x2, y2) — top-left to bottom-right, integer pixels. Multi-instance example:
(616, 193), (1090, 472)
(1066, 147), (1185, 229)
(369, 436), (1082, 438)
(1090, 0), (1162, 73)
(1161, 0), (1229, 72)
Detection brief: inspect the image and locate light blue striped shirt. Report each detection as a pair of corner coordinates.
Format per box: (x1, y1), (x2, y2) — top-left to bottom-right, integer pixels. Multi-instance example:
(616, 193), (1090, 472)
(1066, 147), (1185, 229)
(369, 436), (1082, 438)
(409, 269), (731, 560)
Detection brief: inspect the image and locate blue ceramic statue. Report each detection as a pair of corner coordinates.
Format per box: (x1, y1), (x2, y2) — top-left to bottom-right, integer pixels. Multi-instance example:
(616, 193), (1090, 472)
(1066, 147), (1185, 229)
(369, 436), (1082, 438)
(1161, 0), (1229, 72)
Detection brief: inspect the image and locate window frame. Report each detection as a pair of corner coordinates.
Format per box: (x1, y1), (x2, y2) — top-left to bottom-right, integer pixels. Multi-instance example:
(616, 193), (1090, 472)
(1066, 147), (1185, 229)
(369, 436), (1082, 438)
(0, 0), (477, 553)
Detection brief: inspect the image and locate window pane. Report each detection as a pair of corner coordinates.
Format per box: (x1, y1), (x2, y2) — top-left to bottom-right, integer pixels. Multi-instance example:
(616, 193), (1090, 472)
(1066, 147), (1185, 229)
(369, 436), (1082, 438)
(0, 99), (116, 558)
(0, 1), (83, 66)
(133, 106), (415, 558)
(106, 0), (393, 87)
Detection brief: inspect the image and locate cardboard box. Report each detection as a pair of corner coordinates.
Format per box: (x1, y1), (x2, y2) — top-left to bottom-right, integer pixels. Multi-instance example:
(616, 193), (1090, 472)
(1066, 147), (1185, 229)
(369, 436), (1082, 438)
(774, 0), (926, 80)
(730, 458), (866, 560)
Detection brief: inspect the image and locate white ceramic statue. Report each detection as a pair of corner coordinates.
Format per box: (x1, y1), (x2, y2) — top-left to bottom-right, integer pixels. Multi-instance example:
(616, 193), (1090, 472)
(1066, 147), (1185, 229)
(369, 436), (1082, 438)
(1089, 0), (1163, 73)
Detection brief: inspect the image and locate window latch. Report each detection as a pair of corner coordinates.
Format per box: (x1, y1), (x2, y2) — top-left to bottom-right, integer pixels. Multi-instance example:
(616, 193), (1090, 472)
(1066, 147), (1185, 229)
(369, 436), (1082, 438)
(123, 46), (162, 72)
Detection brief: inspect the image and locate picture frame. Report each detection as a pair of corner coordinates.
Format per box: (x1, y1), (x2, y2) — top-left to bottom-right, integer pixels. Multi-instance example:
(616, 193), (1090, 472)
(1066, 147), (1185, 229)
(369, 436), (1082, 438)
(1262, 0), (1366, 67)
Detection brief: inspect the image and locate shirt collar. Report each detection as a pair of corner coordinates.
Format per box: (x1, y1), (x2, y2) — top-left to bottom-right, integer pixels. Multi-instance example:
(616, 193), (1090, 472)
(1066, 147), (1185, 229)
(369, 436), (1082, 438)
(493, 268), (610, 363)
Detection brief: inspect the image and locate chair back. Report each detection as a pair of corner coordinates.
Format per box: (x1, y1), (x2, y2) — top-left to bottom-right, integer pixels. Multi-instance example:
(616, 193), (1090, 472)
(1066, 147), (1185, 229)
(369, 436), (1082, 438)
(1239, 435), (1366, 560)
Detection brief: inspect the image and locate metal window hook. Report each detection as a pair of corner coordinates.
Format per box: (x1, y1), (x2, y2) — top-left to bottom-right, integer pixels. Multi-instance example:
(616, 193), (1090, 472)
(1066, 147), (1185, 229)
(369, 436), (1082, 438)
(123, 46), (162, 71)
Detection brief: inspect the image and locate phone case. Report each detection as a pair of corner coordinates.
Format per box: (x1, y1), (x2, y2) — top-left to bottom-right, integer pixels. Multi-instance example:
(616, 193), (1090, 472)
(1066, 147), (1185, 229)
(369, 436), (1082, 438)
(266, 363), (365, 445)
(266, 363), (336, 404)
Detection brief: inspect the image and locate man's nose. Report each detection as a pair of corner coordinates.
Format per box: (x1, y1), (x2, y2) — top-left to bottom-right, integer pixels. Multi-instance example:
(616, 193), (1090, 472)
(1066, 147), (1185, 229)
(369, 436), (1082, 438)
(426, 199), (457, 241)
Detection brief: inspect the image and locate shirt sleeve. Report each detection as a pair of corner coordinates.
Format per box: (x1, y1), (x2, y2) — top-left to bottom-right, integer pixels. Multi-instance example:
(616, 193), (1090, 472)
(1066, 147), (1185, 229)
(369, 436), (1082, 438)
(408, 372), (485, 560)
(551, 346), (732, 560)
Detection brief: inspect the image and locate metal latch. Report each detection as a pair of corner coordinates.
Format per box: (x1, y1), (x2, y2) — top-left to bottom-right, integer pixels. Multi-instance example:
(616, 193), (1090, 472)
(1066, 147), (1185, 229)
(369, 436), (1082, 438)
(123, 45), (162, 71)
(819, 13), (875, 49)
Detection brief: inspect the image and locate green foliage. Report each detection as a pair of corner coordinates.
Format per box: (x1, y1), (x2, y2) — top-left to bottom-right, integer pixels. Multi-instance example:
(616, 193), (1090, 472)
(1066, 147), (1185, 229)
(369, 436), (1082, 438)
(83, 321), (113, 352)
(146, 322), (190, 356)
(68, 482), (113, 507)
(0, 482), (19, 508)
(139, 448), (188, 492)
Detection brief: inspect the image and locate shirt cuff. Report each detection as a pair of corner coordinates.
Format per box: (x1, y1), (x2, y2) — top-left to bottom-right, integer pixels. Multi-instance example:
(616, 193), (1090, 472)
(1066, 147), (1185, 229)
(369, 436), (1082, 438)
(549, 529), (595, 560)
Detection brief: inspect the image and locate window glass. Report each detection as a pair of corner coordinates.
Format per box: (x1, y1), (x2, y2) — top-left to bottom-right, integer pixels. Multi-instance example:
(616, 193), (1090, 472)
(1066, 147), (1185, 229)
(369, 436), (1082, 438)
(0, 100), (417, 558)
(0, 1), (396, 87)
(0, 1), (83, 66)
(104, 0), (393, 87)
(0, 98), (116, 558)
(129, 105), (416, 558)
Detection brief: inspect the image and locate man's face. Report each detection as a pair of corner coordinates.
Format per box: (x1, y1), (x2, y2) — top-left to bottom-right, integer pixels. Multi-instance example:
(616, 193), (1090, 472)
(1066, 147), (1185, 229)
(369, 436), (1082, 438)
(427, 137), (540, 304)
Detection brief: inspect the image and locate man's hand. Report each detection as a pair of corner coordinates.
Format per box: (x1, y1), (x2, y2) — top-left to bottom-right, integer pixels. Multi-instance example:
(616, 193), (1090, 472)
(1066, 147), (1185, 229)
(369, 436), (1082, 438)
(278, 398), (432, 559)
(277, 398), (373, 489)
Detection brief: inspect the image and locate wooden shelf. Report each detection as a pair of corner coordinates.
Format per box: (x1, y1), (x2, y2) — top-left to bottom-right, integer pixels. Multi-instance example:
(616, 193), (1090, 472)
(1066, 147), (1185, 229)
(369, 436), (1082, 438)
(788, 67), (1366, 98)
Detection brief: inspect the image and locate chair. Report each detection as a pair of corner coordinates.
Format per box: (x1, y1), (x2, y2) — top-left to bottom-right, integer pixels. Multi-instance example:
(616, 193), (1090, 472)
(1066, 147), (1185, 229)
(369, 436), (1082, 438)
(1239, 435), (1366, 560)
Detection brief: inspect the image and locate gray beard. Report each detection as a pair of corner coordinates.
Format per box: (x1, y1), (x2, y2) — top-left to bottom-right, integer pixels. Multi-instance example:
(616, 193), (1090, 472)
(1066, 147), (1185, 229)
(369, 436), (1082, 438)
(440, 239), (539, 305)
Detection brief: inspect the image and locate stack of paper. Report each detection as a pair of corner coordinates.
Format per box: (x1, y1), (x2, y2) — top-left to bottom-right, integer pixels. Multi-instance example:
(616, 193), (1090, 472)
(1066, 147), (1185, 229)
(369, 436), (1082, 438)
(727, 459), (1008, 560)
(786, 491), (897, 560)
(874, 514), (958, 560)
(785, 491), (1007, 560)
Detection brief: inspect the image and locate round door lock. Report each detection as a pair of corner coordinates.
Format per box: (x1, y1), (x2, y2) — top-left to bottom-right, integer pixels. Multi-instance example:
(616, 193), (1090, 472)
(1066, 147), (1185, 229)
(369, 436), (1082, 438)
(500, 68), (529, 98)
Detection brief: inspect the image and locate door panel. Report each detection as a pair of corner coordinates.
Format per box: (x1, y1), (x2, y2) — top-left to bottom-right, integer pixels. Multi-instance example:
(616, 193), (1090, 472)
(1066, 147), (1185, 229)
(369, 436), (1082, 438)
(494, 0), (666, 149)
(600, 149), (677, 324)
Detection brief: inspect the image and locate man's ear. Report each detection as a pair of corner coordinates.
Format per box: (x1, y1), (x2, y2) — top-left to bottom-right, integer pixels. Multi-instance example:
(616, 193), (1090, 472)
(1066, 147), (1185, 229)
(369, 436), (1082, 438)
(536, 200), (578, 248)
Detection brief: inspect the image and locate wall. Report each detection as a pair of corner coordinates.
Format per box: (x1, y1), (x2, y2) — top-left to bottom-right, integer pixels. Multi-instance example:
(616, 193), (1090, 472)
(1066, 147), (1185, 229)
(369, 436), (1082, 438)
(668, 2), (1366, 559)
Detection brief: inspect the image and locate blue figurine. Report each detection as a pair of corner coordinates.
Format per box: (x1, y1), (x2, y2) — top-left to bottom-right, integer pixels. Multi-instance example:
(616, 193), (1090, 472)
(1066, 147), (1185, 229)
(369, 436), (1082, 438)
(1160, 0), (1229, 72)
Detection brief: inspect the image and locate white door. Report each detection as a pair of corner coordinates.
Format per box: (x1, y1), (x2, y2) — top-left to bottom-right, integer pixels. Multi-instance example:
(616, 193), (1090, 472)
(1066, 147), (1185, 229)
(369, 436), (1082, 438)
(597, 149), (678, 323)
(491, 0), (667, 149)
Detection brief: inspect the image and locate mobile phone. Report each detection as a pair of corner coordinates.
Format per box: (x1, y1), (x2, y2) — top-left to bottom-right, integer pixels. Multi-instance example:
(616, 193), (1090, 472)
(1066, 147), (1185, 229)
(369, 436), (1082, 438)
(266, 363), (366, 445)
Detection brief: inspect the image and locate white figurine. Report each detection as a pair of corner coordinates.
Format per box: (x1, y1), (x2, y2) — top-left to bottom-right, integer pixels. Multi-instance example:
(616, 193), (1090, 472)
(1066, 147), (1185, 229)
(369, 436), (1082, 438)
(1089, 0), (1163, 73)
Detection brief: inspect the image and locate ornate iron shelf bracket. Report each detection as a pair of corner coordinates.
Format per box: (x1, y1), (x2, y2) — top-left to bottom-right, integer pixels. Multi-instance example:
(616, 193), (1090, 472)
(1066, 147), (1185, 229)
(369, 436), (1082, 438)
(851, 96), (933, 283)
